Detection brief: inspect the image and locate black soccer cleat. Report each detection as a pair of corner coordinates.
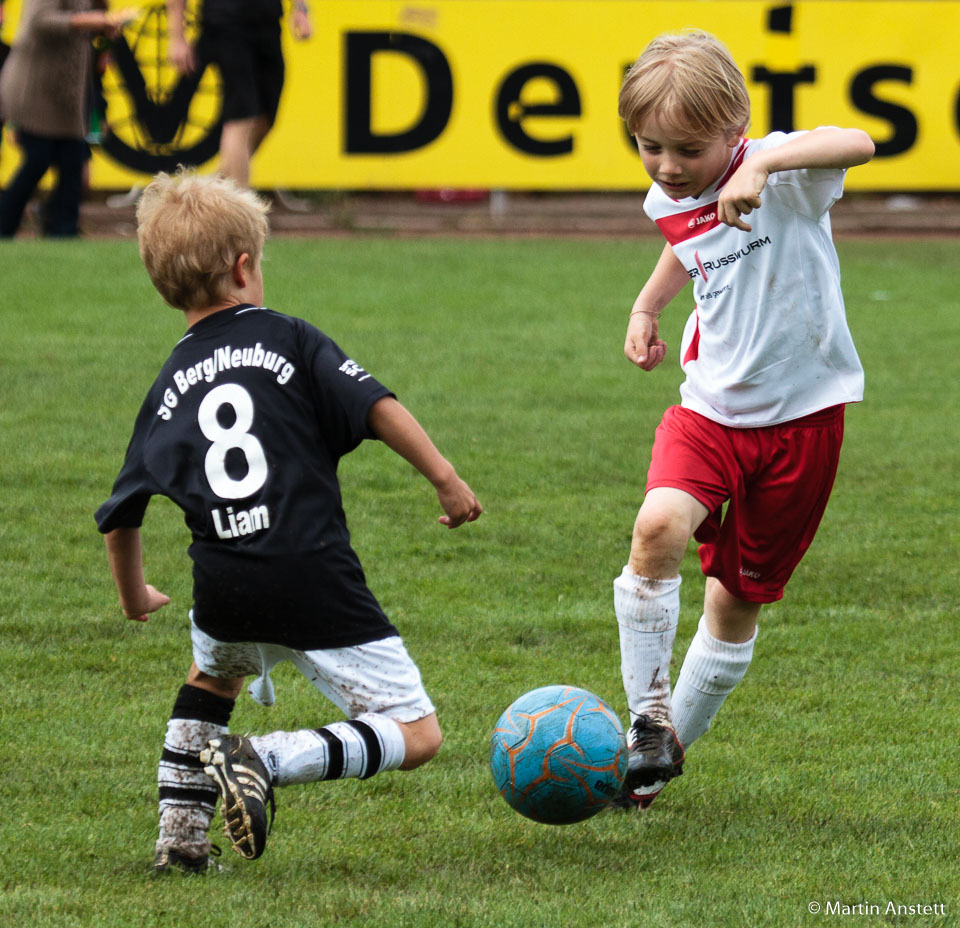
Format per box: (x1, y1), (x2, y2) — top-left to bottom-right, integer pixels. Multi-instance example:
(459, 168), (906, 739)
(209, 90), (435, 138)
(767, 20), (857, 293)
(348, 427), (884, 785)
(152, 845), (219, 875)
(201, 735), (275, 860)
(610, 715), (684, 811)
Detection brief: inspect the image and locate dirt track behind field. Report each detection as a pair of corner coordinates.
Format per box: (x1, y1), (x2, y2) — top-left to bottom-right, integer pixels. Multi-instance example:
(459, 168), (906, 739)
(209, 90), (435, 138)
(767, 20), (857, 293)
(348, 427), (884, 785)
(77, 189), (960, 239)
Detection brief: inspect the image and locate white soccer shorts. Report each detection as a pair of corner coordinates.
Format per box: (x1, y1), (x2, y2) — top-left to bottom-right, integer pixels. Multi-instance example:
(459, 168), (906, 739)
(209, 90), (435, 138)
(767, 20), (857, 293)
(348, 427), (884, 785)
(190, 614), (435, 723)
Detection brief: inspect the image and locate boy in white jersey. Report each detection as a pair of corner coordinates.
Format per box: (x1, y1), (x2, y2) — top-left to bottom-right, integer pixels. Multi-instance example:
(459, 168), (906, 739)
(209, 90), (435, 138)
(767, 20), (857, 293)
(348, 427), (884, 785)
(612, 31), (874, 809)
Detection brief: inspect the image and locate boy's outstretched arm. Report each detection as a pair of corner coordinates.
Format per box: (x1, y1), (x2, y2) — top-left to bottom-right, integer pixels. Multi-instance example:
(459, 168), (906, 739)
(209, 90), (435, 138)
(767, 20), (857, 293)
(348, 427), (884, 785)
(625, 242), (690, 371)
(719, 127), (875, 231)
(104, 527), (171, 622)
(367, 396), (482, 528)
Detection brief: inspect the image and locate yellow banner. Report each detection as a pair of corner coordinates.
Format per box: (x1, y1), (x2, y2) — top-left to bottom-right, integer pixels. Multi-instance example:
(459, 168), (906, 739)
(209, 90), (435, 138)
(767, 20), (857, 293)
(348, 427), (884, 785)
(2, 1), (959, 190)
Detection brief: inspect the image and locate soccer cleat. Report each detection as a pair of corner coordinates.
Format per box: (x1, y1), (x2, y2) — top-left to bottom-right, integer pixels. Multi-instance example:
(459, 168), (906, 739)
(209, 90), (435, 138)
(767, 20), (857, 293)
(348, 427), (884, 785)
(152, 845), (218, 874)
(610, 715), (684, 811)
(610, 779), (668, 810)
(201, 735), (275, 860)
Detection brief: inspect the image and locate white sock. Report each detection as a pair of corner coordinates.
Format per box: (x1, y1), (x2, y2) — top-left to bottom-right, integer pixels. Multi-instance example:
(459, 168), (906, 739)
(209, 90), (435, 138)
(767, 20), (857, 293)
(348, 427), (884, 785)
(614, 565), (681, 729)
(672, 615), (757, 749)
(250, 713), (407, 786)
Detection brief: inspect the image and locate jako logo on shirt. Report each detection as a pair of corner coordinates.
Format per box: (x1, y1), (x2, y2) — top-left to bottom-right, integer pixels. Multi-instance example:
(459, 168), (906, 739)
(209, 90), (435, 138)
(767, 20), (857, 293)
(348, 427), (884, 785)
(655, 204), (721, 244)
(688, 211), (717, 230)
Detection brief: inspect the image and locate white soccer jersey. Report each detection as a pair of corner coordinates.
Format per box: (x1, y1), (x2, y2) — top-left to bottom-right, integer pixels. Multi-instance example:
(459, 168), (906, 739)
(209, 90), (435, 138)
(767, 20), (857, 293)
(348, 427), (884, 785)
(644, 130), (864, 427)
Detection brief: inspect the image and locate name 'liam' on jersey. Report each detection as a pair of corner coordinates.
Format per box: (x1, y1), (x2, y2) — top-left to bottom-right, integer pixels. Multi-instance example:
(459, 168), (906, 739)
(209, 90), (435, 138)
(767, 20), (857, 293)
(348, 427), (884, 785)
(644, 130), (865, 427)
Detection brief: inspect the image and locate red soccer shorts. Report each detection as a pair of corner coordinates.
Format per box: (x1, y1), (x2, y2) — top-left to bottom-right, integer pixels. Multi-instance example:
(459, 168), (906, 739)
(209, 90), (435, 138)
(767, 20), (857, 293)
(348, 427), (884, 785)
(645, 404), (846, 603)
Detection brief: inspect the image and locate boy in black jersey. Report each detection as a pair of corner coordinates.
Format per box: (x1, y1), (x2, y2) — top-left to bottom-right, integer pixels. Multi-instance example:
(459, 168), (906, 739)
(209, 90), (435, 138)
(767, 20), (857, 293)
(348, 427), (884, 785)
(96, 171), (482, 871)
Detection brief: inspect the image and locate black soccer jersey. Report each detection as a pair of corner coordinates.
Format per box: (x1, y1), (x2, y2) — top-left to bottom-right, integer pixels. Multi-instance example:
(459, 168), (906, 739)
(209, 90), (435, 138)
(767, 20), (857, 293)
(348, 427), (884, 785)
(95, 305), (399, 650)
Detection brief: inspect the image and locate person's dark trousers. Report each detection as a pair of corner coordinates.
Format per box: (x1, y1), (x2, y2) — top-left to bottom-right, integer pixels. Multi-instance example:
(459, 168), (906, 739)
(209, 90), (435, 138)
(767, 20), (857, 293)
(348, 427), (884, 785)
(0, 131), (87, 237)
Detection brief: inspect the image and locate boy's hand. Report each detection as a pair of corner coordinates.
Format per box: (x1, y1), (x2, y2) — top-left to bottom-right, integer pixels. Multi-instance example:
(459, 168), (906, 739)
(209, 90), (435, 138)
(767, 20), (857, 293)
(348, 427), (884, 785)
(719, 130), (874, 231)
(435, 474), (482, 529)
(718, 160), (769, 232)
(121, 584), (171, 623)
(625, 311), (667, 371)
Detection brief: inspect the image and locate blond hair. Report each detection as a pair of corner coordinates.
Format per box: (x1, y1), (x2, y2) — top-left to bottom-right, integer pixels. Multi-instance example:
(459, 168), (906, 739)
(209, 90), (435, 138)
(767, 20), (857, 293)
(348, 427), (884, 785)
(619, 31), (751, 139)
(136, 170), (270, 311)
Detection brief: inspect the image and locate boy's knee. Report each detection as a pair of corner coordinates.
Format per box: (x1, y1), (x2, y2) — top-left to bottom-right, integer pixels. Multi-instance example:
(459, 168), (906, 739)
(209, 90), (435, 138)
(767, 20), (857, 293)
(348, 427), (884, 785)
(634, 506), (680, 543)
(631, 506), (689, 565)
(629, 488), (709, 575)
(185, 663), (245, 700)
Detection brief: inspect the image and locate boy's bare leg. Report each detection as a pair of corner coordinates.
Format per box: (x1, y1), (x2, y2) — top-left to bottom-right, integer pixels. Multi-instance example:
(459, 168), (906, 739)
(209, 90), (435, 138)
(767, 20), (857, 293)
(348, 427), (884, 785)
(704, 577), (761, 642)
(628, 487), (709, 580)
(396, 713), (442, 769)
(186, 662), (246, 699)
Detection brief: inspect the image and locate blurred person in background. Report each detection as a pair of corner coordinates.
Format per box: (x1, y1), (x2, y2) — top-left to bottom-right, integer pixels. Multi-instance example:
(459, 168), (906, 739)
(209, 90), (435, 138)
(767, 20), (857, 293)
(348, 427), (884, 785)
(167, 0), (311, 187)
(0, 0), (10, 168)
(0, 1), (9, 76)
(0, 0), (132, 237)
(0, 2), (8, 75)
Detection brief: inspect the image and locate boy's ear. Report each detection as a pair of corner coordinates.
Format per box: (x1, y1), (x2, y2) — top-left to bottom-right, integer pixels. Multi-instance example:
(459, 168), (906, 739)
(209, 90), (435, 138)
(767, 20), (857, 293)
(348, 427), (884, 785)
(727, 125), (748, 147)
(232, 252), (252, 287)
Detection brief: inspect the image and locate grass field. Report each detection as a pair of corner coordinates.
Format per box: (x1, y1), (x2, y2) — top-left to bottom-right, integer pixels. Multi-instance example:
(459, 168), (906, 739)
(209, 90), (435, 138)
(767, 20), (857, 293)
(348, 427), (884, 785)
(1, 234), (957, 927)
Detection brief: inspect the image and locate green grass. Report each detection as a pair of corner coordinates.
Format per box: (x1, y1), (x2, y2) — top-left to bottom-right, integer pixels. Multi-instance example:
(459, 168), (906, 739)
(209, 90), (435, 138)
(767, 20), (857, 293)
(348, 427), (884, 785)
(1, 236), (957, 927)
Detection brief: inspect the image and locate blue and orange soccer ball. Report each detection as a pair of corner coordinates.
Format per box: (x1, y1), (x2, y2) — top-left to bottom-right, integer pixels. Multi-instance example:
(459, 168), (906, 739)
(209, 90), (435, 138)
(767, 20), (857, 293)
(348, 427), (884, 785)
(489, 685), (628, 825)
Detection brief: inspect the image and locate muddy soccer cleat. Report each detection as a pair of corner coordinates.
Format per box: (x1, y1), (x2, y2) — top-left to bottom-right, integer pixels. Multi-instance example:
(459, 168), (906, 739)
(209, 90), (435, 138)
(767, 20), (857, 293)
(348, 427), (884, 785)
(201, 735), (275, 860)
(611, 715), (684, 810)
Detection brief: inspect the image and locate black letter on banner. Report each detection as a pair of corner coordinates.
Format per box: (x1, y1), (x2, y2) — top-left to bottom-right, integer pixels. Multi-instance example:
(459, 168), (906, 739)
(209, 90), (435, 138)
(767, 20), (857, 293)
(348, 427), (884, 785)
(850, 65), (917, 157)
(751, 65), (816, 132)
(766, 5), (794, 34)
(495, 63), (581, 156)
(344, 32), (452, 154)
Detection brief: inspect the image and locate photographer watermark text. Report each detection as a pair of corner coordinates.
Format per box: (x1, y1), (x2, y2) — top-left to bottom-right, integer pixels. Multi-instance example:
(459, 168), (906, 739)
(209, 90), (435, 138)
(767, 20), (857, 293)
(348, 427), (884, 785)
(808, 901), (947, 916)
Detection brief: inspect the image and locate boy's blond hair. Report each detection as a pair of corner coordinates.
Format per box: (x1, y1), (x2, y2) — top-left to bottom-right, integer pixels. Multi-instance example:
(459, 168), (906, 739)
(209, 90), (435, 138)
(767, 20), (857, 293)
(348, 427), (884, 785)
(619, 31), (751, 139)
(136, 170), (270, 311)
